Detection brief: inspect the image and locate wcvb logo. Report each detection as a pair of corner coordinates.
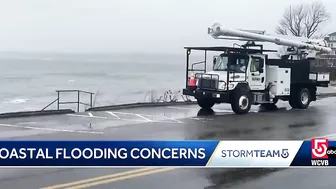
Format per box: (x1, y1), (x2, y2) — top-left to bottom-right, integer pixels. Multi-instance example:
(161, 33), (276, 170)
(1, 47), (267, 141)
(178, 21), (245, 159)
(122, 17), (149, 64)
(311, 138), (328, 159)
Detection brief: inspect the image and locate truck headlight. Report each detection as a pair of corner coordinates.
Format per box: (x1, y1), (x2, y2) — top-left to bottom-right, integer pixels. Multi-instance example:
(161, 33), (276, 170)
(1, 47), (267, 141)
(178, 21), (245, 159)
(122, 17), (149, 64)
(218, 81), (226, 90)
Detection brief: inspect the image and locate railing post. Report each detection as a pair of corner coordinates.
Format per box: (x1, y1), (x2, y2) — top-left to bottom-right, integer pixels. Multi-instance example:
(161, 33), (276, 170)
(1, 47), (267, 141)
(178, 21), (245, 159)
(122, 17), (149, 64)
(186, 49), (190, 88)
(90, 93), (93, 108)
(57, 91), (60, 110)
(77, 91), (80, 113)
(204, 50), (207, 72)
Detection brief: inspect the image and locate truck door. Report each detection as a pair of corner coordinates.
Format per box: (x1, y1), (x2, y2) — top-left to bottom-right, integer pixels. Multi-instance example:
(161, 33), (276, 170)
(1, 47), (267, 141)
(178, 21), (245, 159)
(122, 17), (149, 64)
(248, 56), (266, 90)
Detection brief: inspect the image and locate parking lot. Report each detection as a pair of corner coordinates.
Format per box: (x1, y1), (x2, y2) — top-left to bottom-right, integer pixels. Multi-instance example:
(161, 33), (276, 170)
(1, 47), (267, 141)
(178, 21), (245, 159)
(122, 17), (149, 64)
(0, 97), (335, 188)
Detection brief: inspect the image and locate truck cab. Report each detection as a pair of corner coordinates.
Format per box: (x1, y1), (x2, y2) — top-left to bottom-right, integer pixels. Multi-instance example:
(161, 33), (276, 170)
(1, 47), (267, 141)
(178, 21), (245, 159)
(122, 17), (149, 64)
(205, 53), (266, 91)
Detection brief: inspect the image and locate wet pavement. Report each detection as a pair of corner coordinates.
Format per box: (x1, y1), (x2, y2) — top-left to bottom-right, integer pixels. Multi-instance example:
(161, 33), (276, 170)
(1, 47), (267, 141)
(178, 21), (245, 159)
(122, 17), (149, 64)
(0, 97), (335, 189)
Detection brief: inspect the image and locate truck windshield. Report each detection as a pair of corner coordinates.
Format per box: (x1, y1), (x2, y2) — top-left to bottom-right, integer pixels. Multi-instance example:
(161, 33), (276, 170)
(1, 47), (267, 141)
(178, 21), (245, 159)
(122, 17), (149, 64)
(213, 55), (249, 72)
(213, 56), (229, 71)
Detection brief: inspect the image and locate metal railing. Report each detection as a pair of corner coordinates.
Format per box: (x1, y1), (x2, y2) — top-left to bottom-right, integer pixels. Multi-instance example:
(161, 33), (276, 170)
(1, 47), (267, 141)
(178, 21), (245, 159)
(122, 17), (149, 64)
(42, 90), (94, 112)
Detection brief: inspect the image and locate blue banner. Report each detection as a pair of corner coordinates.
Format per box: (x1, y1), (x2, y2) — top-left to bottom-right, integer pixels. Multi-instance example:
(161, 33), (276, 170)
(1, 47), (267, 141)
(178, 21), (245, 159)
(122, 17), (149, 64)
(0, 141), (219, 166)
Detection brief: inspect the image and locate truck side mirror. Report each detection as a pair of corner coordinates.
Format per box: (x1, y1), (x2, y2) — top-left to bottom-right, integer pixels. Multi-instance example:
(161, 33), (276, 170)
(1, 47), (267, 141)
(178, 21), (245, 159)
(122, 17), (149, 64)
(213, 57), (218, 69)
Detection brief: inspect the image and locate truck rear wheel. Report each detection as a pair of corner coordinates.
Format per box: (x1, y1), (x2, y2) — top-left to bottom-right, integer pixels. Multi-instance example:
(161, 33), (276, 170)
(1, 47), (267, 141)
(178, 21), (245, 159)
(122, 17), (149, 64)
(197, 98), (215, 109)
(231, 89), (252, 114)
(260, 103), (277, 111)
(272, 98), (278, 104)
(289, 88), (311, 109)
(296, 88), (311, 109)
(262, 98), (278, 110)
(289, 99), (298, 109)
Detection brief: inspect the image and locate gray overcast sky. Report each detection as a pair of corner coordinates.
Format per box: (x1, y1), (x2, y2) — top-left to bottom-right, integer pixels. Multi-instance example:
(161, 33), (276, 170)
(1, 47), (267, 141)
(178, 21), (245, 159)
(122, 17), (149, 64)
(0, 0), (335, 53)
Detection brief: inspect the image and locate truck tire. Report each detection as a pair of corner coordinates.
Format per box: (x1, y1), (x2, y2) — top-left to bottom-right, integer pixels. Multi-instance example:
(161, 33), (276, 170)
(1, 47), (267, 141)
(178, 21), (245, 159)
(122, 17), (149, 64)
(230, 89), (252, 114)
(261, 103), (277, 111)
(296, 88), (311, 109)
(289, 99), (298, 109)
(289, 88), (311, 109)
(197, 98), (215, 109)
(262, 98), (278, 110)
(272, 98), (278, 104)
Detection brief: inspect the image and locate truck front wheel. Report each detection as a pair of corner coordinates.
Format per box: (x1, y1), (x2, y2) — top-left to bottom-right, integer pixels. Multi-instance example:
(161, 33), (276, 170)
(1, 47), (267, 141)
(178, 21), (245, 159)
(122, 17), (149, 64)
(197, 98), (215, 109)
(231, 89), (252, 114)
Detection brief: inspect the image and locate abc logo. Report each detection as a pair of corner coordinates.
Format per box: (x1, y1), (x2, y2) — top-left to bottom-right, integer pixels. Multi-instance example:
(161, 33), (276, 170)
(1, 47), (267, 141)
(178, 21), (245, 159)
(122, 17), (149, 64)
(327, 146), (336, 158)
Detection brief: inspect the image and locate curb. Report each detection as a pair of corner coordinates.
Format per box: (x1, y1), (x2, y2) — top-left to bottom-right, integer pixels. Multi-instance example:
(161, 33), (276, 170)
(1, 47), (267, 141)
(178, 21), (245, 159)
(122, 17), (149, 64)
(317, 93), (336, 98)
(0, 109), (76, 119)
(86, 101), (197, 111)
(0, 92), (335, 119)
(87, 93), (336, 112)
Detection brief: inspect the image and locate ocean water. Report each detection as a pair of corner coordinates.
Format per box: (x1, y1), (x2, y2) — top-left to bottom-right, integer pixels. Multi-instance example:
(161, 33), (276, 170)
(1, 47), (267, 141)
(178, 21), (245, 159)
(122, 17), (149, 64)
(0, 52), (209, 113)
(2, 51), (333, 114)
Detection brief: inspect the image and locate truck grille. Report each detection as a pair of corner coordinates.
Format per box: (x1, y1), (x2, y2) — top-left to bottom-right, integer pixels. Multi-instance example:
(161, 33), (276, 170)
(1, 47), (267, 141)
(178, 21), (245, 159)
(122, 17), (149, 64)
(198, 78), (218, 90)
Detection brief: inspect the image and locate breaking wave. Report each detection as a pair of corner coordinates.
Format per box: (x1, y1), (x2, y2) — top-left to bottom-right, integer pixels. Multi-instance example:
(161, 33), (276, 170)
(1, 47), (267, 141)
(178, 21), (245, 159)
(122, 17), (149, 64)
(5, 98), (29, 104)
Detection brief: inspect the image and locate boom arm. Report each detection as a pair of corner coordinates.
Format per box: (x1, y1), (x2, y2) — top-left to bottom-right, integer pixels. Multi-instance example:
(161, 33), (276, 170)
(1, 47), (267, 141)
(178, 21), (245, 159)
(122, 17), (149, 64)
(208, 23), (332, 53)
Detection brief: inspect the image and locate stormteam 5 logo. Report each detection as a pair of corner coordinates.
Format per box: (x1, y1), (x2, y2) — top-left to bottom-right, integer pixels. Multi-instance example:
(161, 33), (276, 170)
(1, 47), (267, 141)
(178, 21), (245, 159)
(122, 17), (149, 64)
(311, 138), (328, 159)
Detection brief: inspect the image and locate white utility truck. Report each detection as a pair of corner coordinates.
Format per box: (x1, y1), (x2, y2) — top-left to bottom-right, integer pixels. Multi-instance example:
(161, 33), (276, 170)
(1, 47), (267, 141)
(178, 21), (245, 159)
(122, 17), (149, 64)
(182, 23), (331, 114)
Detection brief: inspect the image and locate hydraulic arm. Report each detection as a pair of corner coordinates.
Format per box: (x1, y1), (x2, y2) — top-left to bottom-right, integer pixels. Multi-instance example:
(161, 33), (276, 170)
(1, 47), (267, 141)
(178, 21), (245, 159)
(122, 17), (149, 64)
(208, 23), (332, 54)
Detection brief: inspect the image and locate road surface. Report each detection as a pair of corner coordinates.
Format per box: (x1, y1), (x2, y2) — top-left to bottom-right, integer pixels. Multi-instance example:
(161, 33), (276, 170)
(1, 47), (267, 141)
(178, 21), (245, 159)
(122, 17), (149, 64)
(0, 97), (335, 189)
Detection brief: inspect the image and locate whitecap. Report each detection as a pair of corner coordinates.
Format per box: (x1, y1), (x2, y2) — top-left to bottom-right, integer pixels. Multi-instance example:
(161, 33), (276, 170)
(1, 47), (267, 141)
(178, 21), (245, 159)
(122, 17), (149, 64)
(10, 98), (29, 104)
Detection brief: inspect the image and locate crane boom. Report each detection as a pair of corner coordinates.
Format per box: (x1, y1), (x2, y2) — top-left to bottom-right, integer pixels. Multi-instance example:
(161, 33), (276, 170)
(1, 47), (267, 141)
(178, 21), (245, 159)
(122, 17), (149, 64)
(208, 23), (332, 53)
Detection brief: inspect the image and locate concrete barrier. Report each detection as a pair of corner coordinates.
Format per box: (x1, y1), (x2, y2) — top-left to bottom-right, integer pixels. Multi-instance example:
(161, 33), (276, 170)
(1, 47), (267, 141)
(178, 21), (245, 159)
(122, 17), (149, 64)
(0, 109), (76, 119)
(88, 93), (336, 112)
(0, 92), (335, 119)
(318, 93), (336, 98)
(87, 101), (197, 111)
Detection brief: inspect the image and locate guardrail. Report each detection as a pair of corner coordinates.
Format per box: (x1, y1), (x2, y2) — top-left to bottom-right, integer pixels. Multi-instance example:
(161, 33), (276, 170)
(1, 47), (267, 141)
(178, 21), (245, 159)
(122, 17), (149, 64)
(42, 90), (94, 112)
